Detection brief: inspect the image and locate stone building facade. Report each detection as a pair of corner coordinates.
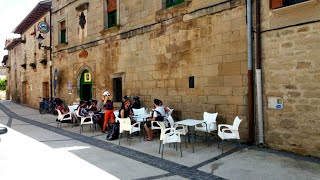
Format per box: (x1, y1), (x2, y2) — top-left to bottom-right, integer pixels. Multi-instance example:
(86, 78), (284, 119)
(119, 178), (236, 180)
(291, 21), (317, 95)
(52, 0), (249, 138)
(4, 1), (51, 108)
(260, 0), (320, 157)
(4, 0), (319, 158)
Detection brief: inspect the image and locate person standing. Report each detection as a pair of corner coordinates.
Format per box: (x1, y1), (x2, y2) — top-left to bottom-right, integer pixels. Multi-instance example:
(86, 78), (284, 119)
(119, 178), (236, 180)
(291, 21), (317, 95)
(102, 91), (114, 133)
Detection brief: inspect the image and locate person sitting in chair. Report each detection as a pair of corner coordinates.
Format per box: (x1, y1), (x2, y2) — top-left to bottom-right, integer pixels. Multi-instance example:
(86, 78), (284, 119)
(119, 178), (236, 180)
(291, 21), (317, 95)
(144, 99), (166, 141)
(131, 96), (141, 109)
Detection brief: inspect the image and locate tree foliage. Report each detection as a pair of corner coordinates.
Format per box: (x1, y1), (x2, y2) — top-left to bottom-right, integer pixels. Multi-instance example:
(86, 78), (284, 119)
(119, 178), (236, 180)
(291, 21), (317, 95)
(0, 79), (6, 90)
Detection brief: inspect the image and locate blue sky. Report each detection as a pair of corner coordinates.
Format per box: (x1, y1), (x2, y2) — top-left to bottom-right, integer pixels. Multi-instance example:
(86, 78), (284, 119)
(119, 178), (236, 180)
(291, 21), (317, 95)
(0, 0), (40, 60)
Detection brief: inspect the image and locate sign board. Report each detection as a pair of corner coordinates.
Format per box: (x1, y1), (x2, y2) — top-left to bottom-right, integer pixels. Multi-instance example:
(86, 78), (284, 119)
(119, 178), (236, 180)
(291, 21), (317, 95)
(38, 21), (50, 33)
(68, 81), (72, 94)
(268, 97), (283, 109)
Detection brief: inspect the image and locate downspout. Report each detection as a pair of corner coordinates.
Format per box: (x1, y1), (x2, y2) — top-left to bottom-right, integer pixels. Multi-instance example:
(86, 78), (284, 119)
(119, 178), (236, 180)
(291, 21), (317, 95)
(49, 6), (53, 100)
(247, 0), (254, 144)
(255, 0), (264, 146)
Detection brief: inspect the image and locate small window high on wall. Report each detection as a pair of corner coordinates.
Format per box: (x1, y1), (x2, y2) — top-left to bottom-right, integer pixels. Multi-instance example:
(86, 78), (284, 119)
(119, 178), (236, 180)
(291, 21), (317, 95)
(59, 20), (67, 44)
(104, 0), (117, 28)
(270, 0), (309, 9)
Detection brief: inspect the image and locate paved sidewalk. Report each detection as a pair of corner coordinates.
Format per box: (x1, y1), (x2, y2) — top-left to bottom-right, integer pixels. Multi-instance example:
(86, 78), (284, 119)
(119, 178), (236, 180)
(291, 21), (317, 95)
(0, 100), (319, 180)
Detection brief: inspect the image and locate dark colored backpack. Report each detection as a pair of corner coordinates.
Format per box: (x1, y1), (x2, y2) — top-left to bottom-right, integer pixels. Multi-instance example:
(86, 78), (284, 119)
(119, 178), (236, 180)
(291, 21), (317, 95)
(106, 123), (119, 140)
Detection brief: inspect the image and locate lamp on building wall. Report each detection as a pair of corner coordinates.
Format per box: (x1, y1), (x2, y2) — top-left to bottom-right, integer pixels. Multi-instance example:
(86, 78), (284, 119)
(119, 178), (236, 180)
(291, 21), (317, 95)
(36, 34), (51, 50)
(36, 32), (53, 100)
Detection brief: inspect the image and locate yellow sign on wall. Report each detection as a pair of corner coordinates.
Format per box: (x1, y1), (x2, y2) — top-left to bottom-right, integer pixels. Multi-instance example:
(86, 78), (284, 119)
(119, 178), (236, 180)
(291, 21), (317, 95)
(84, 72), (91, 82)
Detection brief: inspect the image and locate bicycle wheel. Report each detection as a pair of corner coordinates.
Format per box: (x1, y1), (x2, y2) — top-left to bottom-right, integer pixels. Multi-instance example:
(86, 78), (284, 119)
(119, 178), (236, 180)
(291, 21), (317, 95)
(40, 108), (46, 114)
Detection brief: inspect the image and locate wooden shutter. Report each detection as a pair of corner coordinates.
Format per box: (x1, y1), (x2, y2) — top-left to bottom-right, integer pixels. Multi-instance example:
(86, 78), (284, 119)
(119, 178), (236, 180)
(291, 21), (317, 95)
(107, 0), (117, 13)
(60, 21), (66, 30)
(270, 0), (284, 9)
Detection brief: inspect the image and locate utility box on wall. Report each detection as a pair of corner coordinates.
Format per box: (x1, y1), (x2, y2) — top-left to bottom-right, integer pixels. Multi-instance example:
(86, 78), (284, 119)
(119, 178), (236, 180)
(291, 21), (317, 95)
(268, 97), (283, 109)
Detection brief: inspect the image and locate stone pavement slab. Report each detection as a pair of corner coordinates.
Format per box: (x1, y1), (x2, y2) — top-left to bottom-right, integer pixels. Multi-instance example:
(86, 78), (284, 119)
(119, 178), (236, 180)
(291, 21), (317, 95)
(0, 100), (319, 180)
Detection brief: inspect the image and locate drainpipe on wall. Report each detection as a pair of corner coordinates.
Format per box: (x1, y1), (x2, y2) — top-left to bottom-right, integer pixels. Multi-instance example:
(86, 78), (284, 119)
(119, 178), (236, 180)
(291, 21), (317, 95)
(255, 0), (264, 146)
(247, 0), (254, 144)
(49, 7), (53, 100)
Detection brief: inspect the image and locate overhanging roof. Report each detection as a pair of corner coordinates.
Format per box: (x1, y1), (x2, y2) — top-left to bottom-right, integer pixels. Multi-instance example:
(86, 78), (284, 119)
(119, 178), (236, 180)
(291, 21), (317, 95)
(12, 0), (52, 34)
(4, 38), (22, 50)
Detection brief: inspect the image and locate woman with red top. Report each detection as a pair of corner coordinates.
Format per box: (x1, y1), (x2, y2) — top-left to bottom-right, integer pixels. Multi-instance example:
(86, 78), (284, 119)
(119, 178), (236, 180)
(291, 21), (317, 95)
(102, 91), (114, 133)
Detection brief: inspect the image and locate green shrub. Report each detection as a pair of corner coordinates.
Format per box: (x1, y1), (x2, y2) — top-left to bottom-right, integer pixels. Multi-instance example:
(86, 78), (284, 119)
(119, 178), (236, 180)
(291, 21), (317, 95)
(0, 79), (6, 90)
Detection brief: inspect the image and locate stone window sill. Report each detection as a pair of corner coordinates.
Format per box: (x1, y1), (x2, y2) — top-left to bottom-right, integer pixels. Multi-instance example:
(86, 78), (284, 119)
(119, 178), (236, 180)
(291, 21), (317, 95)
(100, 25), (120, 36)
(55, 42), (68, 49)
(271, 0), (318, 15)
(156, 0), (191, 21)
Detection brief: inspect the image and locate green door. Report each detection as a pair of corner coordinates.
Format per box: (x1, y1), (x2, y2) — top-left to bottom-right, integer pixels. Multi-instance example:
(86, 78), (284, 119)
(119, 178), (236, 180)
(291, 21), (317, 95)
(80, 70), (92, 101)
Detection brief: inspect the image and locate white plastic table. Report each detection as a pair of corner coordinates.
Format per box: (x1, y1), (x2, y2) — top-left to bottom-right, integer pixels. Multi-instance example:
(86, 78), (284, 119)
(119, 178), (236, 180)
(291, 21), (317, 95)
(175, 119), (203, 153)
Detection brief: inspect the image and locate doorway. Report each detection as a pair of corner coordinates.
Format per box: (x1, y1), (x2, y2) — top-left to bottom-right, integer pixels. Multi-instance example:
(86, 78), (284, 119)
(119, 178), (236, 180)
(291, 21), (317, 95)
(80, 70), (92, 101)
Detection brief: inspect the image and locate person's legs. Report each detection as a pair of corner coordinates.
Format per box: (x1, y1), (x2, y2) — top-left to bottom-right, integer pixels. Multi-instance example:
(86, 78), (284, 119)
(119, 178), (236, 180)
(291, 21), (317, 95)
(144, 123), (150, 138)
(109, 110), (115, 123)
(102, 110), (109, 132)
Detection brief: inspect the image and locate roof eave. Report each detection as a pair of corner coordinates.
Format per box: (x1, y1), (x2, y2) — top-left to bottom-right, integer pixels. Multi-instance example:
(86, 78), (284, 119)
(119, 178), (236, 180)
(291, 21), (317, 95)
(12, 0), (52, 34)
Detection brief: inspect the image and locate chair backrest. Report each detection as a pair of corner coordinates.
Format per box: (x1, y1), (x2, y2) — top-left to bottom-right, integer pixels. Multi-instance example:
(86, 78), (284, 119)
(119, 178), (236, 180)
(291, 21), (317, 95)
(114, 110), (119, 122)
(232, 116), (242, 130)
(118, 117), (131, 133)
(166, 115), (175, 128)
(68, 105), (77, 113)
(203, 112), (218, 123)
(56, 109), (63, 120)
(132, 107), (146, 116)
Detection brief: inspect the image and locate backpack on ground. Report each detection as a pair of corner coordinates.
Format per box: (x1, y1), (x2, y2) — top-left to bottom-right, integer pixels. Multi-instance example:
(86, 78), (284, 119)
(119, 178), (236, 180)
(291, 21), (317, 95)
(106, 123), (119, 140)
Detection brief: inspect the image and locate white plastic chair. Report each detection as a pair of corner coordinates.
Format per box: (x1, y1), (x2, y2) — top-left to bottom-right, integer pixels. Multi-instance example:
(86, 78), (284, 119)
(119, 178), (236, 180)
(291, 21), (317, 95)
(151, 110), (164, 130)
(218, 116), (243, 153)
(114, 110), (119, 122)
(76, 108), (94, 134)
(56, 109), (72, 128)
(165, 108), (174, 119)
(165, 115), (188, 148)
(195, 112), (218, 146)
(132, 107), (146, 122)
(118, 117), (141, 146)
(159, 122), (182, 158)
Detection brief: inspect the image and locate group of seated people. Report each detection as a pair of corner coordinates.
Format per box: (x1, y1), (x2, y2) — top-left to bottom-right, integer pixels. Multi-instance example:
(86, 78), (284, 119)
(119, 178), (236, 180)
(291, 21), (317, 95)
(56, 92), (170, 141)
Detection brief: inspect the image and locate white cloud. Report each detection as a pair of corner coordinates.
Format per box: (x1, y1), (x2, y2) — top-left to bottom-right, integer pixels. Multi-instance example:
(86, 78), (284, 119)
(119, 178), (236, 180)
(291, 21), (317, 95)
(0, 0), (40, 59)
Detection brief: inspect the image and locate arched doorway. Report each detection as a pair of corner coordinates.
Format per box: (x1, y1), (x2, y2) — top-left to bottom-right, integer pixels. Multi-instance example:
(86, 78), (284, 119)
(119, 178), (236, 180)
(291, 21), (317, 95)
(80, 70), (92, 101)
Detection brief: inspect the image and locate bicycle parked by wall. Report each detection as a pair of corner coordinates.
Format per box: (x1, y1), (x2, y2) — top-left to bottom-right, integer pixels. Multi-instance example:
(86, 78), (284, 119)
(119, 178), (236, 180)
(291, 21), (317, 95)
(39, 98), (60, 115)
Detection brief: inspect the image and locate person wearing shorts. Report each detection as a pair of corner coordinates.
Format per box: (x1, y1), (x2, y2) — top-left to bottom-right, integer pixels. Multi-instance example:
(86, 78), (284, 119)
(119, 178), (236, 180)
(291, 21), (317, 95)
(144, 99), (165, 141)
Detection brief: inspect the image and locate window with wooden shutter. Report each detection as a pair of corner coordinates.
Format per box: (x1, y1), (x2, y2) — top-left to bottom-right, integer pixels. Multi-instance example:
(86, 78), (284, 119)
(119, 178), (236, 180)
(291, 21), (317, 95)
(59, 20), (67, 44)
(270, 0), (309, 9)
(166, 0), (185, 8)
(270, 0), (284, 9)
(107, 0), (117, 13)
(104, 0), (117, 28)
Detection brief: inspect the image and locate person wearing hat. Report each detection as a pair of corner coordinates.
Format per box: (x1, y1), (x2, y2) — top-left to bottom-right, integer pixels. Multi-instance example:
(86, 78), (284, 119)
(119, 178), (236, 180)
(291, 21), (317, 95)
(120, 95), (130, 109)
(131, 96), (141, 109)
(102, 91), (114, 133)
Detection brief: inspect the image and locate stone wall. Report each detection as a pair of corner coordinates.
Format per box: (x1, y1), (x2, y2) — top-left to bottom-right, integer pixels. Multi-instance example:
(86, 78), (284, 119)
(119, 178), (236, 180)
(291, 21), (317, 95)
(7, 13), (51, 109)
(52, 0), (249, 139)
(260, 0), (320, 157)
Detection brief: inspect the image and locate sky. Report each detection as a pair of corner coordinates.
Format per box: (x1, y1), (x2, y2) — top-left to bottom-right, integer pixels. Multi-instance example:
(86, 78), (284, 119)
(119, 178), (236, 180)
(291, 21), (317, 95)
(0, 0), (41, 60)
